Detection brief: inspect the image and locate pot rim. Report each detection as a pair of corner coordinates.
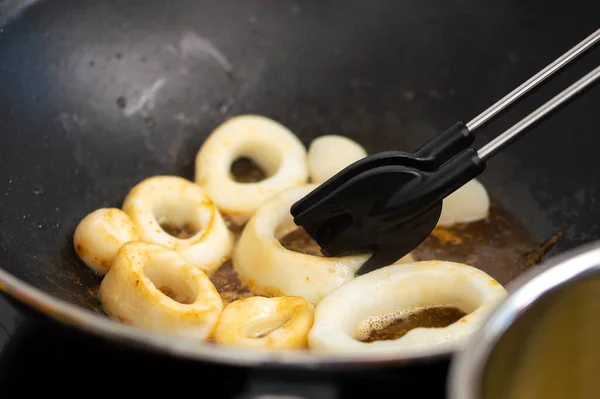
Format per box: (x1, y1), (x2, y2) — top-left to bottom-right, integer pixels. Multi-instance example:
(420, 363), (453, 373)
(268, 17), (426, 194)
(0, 266), (456, 369)
(447, 239), (600, 399)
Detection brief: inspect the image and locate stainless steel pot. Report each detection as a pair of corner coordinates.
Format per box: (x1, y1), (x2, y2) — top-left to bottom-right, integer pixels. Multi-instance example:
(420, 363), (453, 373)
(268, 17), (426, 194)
(448, 240), (600, 399)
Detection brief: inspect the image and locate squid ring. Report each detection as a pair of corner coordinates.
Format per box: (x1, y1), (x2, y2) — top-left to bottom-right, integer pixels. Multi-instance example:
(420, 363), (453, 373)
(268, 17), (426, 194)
(307, 135), (367, 184)
(213, 296), (314, 349)
(437, 178), (490, 227)
(195, 115), (309, 225)
(99, 242), (223, 340)
(233, 184), (414, 305)
(122, 175), (234, 274)
(308, 261), (507, 355)
(73, 208), (138, 275)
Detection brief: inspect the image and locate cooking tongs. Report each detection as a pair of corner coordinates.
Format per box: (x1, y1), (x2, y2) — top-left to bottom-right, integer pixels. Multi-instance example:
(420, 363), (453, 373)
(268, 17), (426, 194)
(291, 28), (600, 275)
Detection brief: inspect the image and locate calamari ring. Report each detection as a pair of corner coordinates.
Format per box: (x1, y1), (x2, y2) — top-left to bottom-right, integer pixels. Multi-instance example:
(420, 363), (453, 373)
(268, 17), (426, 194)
(308, 261), (507, 355)
(213, 296), (314, 349)
(308, 135), (367, 184)
(195, 115), (309, 225)
(99, 242), (223, 340)
(73, 208), (138, 275)
(122, 175), (234, 274)
(437, 178), (490, 227)
(233, 184), (415, 305)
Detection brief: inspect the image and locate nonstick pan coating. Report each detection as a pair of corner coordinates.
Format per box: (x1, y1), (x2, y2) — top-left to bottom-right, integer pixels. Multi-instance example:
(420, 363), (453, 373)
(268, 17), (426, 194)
(0, 0), (600, 368)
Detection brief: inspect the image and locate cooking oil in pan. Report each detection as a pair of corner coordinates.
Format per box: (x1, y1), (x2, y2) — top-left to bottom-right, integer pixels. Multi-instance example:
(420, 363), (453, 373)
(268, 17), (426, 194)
(207, 159), (550, 341)
(209, 196), (544, 341)
(353, 306), (467, 343)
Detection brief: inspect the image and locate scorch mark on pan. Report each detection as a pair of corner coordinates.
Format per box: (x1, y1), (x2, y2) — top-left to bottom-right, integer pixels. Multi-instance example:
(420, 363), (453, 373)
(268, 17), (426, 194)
(179, 32), (233, 73)
(166, 31), (233, 74)
(174, 112), (201, 126)
(123, 78), (167, 117)
(57, 112), (92, 170)
(57, 112), (87, 133)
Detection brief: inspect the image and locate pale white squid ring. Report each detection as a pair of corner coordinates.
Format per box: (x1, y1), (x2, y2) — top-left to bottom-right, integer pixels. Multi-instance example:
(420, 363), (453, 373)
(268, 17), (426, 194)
(99, 242), (223, 340)
(73, 208), (138, 275)
(122, 175), (234, 274)
(195, 114), (309, 225)
(233, 184), (415, 305)
(213, 296), (314, 349)
(437, 178), (490, 227)
(307, 135), (367, 184)
(308, 261), (507, 355)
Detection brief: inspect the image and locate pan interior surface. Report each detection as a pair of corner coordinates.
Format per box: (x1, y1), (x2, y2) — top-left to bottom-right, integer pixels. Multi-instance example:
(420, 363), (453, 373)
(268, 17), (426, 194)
(1, 0), (600, 366)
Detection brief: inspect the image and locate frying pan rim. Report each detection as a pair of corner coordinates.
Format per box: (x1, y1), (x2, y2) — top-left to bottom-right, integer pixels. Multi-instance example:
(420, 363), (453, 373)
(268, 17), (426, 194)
(0, 266), (456, 369)
(0, 0), (550, 370)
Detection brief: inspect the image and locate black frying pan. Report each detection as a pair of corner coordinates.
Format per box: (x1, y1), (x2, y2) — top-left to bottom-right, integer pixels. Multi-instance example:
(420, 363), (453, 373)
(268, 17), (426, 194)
(1, 0), (600, 396)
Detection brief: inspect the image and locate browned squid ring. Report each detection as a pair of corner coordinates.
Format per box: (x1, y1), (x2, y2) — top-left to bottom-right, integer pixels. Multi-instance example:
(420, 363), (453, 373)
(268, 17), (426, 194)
(213, 296), (314, 349)
(99, 242), (223, 340)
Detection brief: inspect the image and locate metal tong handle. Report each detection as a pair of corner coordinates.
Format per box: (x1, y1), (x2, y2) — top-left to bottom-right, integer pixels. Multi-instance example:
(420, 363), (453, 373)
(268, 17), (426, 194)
(478, 64), (600, 160)
(467, 28), (600, 131)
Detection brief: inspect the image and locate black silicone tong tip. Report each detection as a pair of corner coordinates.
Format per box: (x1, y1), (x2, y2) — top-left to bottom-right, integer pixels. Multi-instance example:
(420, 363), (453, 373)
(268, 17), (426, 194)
(291, 122), (473, 222)
(294, 146), (485, 275)
(355, 201), (444, 276)
(291, 122), (476, 272)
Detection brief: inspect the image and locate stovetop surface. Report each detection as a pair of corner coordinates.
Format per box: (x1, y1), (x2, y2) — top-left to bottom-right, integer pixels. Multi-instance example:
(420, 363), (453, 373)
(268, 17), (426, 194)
(0, 296), (449, 398)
